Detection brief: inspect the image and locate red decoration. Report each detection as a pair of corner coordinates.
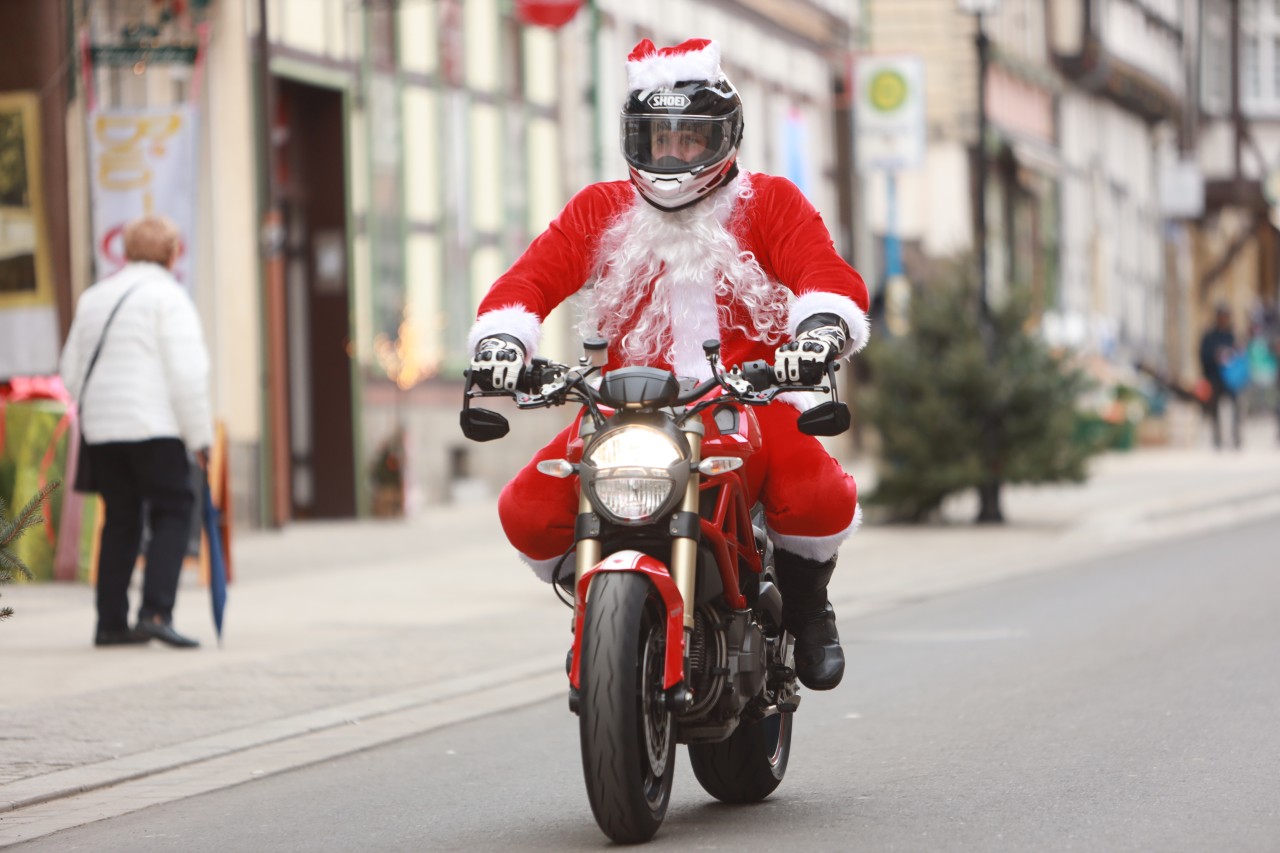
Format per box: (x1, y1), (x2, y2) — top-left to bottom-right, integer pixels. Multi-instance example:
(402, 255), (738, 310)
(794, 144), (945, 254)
(515, 0), (583, 29)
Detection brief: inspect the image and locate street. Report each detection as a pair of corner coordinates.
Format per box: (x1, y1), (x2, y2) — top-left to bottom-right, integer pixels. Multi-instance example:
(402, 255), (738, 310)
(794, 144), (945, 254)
(13, 516), (1279, 852)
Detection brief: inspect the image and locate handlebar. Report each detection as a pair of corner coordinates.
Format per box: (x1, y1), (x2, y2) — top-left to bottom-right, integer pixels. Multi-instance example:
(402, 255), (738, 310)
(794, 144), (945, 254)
(462, 340), (850, 441)
(466, 351), (837, 423)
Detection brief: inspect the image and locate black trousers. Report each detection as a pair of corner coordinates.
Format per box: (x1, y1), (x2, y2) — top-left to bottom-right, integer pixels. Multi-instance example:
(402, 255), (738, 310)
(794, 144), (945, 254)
(90, 438), (194, 631)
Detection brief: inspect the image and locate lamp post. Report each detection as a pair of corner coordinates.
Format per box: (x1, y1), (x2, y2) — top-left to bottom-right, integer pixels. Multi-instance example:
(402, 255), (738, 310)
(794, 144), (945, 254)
(958, 0), (999, 320)
(959, 0), (1002, 523)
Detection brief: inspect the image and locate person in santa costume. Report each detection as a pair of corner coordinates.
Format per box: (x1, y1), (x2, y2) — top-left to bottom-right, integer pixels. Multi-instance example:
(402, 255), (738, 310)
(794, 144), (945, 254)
(468, 38), (869, 691)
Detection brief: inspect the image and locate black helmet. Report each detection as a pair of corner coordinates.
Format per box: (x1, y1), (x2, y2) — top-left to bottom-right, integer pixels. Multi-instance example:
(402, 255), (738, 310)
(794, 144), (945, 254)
(621, 39), (743, 211)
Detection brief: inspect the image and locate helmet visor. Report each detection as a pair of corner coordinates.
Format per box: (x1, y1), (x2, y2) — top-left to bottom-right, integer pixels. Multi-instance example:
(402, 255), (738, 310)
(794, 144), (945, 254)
(621, 115), (736, 174)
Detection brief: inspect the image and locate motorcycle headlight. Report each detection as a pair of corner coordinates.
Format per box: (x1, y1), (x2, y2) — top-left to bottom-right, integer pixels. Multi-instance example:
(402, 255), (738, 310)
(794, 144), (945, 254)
(583, 426), (685, 524)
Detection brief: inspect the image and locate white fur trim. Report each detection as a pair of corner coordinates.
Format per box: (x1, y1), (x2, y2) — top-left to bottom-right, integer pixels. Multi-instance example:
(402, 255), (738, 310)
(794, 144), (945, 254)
(788, 291), (871, 355)
(519, 552), (565, 584)
(668, 260), (721, 380)
(468, 305), (543, 361)
(776, 390), (824, 412)
(627, 42), (723, 92)
(768, 505), (862, 562)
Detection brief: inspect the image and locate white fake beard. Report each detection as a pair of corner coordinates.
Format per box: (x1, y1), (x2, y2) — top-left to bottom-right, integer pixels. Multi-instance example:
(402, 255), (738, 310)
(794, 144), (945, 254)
(579, 172), (791, 379)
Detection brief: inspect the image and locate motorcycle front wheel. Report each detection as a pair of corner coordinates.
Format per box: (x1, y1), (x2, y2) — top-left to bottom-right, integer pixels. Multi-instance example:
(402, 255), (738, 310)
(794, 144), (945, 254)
(688, 709), (792, 803)
(578, 572), (676, 844)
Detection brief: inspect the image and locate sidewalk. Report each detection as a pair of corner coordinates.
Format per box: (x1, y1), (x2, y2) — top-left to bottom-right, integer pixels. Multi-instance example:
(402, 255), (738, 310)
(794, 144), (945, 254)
(2, 418), (1279, 840)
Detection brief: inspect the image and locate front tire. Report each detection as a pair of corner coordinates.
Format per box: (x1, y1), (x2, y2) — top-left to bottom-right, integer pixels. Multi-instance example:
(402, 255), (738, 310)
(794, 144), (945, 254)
(579, 572), (676, 843)
(688, 710), (792, 803)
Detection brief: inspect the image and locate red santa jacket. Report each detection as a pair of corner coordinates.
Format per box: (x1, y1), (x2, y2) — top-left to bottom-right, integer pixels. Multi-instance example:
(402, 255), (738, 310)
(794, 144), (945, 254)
(468, 173), (869, 374)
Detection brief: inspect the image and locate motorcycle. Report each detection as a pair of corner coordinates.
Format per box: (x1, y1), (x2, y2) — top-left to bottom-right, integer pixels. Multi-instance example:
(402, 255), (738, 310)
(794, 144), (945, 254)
(461, 338), (850, 844)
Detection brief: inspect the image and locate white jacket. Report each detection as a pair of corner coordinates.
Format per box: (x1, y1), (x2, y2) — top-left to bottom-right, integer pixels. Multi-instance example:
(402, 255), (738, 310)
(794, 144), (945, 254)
(59, 263), (213, 450)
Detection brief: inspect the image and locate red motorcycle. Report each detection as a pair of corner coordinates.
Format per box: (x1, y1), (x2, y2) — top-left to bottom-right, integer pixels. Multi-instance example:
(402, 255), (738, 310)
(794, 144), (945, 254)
(462, 339), (849, 843)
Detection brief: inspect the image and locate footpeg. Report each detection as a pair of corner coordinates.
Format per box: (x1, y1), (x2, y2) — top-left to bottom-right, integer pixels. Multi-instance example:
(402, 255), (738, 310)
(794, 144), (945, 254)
(776, 696), (801, 713)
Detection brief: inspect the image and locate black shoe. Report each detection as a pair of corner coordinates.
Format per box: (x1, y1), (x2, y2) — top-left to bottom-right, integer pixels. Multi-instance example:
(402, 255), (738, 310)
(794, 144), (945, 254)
(94, 627), (152, 647)
(137, 619), (200, 649)
(774, 551), (846, 691)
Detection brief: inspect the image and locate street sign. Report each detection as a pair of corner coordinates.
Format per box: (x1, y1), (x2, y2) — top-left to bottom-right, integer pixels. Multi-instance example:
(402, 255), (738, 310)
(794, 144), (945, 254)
(855, 55), (926, 172)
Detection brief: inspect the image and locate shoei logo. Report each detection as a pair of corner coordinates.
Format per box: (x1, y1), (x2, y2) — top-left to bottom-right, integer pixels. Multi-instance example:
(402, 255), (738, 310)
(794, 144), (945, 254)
(647, 93), (690, 109)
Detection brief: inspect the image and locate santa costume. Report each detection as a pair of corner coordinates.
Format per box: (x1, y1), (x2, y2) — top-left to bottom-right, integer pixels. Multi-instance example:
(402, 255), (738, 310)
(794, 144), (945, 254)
(467, 38), (870, 588)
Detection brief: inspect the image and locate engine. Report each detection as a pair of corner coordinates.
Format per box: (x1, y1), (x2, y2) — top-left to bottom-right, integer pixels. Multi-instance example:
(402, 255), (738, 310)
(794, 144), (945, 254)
(677, 604), (770, 742)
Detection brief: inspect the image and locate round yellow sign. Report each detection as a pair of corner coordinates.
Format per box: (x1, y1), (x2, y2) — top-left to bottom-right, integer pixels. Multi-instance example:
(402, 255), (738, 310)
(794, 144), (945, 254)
(869, 69), (908, 113)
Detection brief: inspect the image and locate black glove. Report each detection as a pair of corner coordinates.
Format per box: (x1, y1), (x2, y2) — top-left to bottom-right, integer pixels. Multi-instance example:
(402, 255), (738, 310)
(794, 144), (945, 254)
(470, 335), (526, 391)
(774, 316), (848, 384)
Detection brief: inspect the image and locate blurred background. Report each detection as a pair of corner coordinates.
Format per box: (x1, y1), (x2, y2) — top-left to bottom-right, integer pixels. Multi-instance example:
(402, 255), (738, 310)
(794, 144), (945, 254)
(0, 0), (1276, 546)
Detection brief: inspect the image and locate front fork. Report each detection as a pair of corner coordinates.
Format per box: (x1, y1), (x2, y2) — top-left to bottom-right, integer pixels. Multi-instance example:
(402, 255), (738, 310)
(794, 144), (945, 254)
(573, 419), (705, 711)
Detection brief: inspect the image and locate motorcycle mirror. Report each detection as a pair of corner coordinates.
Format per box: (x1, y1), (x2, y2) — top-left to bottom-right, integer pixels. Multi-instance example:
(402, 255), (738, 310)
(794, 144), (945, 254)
(460, 408), (510, 442)
(795, 401), (851, 437)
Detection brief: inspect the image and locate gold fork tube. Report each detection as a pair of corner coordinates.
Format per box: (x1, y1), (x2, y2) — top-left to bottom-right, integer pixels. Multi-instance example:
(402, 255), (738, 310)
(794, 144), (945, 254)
(575, 489), (600, 593)
(670, 429), (703, 631)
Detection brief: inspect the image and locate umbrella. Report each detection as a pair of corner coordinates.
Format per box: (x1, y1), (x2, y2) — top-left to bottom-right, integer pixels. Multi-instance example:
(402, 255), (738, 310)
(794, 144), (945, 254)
(201, 478), (228, 646)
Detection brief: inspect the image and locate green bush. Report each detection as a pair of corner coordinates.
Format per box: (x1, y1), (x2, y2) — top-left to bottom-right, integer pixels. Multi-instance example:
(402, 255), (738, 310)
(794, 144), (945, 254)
(859, 260), (1100, 523)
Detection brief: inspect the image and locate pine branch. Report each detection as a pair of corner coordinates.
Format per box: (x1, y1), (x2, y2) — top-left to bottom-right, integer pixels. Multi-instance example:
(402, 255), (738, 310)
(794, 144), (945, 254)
(0, 481), (62, 588)
(0, 481), (61, 552)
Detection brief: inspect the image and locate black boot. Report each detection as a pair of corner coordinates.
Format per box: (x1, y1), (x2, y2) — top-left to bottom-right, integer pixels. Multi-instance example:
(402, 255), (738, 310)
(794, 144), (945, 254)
(774, 550), (844, 690)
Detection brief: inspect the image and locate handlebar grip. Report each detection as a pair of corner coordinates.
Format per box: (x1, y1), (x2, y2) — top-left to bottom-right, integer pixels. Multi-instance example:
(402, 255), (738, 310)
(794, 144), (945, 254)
(514, 357), (552, 393)
(797, 360), (828, 385)
(740, 359), (774, 392)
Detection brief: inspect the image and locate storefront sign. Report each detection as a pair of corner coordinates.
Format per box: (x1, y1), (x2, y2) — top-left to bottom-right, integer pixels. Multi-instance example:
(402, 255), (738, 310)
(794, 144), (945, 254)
(0, 91), (59, 377)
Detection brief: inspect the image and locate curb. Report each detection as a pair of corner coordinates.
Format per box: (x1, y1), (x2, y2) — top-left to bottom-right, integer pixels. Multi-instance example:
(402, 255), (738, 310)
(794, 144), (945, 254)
(0, 656), (562, 816)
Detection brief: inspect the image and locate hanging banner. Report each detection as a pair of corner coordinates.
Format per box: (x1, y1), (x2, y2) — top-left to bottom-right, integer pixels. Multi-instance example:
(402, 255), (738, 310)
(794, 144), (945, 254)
(516, 0), (583, 29)
(856, 54), (926, 173)
(85, 105), (199, 288)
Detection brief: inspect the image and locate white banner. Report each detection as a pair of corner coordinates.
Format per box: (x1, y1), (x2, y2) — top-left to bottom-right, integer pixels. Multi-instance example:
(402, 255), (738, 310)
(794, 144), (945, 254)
(856, 55), (926, 173)
(86, 106), (199, 289)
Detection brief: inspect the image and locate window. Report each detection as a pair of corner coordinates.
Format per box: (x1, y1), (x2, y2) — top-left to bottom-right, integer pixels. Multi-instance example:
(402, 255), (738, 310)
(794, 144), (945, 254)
(1201, 5), (1230, 114)
(1240, 0), (1280, 113)
(1244, 35), (1261, 100)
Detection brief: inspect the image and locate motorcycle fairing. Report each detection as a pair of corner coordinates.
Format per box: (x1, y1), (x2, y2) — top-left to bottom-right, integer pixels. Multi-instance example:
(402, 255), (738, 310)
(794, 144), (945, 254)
(569, 549), (687, 691)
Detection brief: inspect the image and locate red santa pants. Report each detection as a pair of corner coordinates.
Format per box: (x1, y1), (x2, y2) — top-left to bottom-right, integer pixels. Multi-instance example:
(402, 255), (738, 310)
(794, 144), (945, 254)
(498, 403), (859, 581)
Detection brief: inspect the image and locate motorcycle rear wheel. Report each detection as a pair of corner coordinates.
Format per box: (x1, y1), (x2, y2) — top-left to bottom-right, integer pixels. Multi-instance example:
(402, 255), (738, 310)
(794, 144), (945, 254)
(688, 710), (792, 803)
(578, 572), (677, 843)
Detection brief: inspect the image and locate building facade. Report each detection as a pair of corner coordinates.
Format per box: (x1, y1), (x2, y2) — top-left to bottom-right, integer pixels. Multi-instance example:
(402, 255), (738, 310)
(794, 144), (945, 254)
(7, 0), (870, 527)
(864, 0), (1191, 378)
(1193, 0), (1280, 385)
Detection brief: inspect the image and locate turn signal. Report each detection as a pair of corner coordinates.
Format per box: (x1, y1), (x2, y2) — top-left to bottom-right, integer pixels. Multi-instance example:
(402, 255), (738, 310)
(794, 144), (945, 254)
(697, 456), (744, 476)
(536, 459), (576, 478)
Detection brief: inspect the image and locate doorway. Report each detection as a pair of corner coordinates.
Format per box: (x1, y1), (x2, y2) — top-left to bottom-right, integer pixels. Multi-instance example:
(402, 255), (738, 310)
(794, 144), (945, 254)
(271, 77), (356, 520)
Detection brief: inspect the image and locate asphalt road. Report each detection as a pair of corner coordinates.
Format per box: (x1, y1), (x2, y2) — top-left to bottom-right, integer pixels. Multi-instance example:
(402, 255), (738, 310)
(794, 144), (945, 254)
(15, 517), (1280, 852)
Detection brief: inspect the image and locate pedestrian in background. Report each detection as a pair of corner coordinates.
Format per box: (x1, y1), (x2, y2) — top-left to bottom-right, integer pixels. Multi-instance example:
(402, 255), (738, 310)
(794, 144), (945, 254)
(59, 216), (211, 648)
(1257, 297), (1280, 443)
(1198, 304), (1243, 450)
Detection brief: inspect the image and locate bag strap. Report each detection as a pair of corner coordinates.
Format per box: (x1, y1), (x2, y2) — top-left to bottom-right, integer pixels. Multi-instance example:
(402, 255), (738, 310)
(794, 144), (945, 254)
(79, 283), (142, 408)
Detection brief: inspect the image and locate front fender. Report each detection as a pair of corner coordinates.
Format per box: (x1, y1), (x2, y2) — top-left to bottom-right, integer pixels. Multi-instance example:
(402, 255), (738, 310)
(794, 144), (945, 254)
(569, 550), (686, 690)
